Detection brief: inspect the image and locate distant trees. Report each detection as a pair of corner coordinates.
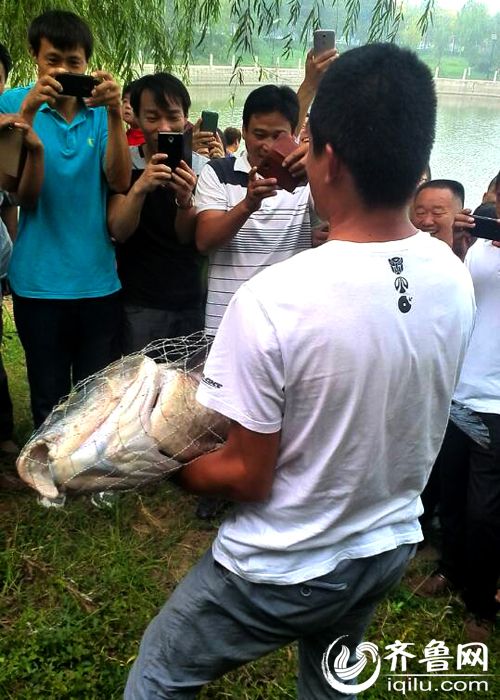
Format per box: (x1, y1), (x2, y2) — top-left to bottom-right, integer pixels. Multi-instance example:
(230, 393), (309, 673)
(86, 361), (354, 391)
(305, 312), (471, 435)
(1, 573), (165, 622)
(0, 0), (497, 84)
(1, 0), (433, 85)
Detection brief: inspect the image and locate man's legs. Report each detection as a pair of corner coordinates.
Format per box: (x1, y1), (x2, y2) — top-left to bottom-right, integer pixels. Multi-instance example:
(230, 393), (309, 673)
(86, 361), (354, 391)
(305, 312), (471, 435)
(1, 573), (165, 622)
(297, 544), (414, 699)
(13, 294), (73, 428)
(72, 293), (122, 384)
(125, 544), (414, 700)
(437, 421), (471, 588)
(463, 412), (500, 621)
(0, 303), (14, 443)
(121, 303), (204, 356)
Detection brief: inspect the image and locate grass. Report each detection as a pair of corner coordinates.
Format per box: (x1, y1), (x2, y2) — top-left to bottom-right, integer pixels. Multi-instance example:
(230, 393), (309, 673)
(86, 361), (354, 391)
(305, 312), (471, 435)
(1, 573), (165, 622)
(0, 303), (498, 699)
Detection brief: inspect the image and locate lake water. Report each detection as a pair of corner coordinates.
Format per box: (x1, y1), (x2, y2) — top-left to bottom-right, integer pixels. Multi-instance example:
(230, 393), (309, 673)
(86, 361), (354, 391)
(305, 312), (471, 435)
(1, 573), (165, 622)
(190, 86), (500, 210)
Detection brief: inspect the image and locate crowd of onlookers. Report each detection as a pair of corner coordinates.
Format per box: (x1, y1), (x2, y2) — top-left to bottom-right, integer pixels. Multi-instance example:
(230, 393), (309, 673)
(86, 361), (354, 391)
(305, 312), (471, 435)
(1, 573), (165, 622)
(0, 9), (498, 648)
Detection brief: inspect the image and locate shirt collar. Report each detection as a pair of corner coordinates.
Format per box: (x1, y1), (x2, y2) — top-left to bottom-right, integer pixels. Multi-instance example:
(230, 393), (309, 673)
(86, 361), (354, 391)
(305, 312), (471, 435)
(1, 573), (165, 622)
(39, 99), (90, 127)
(234, 151), (252, 173)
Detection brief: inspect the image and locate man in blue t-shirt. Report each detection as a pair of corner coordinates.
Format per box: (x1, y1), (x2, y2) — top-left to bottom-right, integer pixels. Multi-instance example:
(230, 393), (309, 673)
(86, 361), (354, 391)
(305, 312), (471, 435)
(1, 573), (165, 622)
(0, 10), (130, 428)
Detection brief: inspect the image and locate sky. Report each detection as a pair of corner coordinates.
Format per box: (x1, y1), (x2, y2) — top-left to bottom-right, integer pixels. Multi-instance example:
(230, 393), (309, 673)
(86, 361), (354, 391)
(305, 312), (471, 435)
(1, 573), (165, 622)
(411, 0), (499, 14)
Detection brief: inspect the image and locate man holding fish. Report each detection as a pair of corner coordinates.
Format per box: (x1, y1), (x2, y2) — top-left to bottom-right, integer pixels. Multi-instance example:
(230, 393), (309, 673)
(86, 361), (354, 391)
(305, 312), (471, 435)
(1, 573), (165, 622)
(125, 44), (475, 699)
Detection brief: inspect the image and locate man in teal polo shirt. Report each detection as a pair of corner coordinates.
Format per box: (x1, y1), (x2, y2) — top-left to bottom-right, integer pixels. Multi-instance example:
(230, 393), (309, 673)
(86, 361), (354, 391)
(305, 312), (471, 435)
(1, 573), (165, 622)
(0, 10), (130, 427)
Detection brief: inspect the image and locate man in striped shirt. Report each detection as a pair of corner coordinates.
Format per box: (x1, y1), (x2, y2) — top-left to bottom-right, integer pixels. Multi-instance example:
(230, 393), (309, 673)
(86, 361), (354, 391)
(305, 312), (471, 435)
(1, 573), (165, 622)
(195, 85), (312, 336)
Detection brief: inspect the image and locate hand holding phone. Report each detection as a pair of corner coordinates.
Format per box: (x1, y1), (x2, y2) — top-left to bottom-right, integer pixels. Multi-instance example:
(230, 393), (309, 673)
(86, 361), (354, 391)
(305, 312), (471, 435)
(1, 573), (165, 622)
(158, 132), (185, 171)
(200, 110), (219, 134)
(244, 167), (278, 213)
(313, 29), (336, 56)
(56, 72), (101, 98)
(134, 153), (173, 195)
(471, 215), (500, 241)
(257, 133), (302, 193)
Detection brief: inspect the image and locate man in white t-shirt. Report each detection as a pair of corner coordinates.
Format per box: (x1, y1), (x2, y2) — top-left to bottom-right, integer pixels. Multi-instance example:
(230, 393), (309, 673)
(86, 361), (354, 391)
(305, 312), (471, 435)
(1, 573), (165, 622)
(417, 170), (500, 642)
(125, 44), (475, 699)
(195, 85), (312, 336)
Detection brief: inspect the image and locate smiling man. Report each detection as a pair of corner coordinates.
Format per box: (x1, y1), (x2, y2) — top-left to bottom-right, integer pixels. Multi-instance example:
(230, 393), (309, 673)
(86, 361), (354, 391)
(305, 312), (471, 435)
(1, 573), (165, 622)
(108, 73), (207, 353)
(0, 10), (130, 428)
(195, 84), (312, 337)
(411, 179), (465, 250)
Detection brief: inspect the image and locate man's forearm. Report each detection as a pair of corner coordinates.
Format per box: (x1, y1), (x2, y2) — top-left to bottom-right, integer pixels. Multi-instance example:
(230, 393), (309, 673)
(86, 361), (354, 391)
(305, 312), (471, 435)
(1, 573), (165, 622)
(176, 447), (272, 502)
(175, 204), (198, 245)
(296, 81), (315, 136)
(108, 188), (145, 242)
(196, 199), (255, 254)
(2, 205), (18, 241)
(105, 109), (131, 193)
(17, 148), (44, 210)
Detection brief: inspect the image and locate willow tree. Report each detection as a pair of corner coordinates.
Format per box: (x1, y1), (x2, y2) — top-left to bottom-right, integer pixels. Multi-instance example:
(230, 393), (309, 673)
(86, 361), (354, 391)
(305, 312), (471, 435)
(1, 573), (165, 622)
(0, 0), (434, 85)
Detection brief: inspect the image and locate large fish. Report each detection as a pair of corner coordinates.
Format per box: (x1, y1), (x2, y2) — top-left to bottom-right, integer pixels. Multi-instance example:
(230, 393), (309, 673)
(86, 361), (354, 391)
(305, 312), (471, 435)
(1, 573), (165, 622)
(17, 353), (229, 499)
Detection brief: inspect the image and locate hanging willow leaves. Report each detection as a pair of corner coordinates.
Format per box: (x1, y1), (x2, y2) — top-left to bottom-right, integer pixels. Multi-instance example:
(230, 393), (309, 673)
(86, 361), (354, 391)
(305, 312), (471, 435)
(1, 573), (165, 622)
(0, 0), (434, 86)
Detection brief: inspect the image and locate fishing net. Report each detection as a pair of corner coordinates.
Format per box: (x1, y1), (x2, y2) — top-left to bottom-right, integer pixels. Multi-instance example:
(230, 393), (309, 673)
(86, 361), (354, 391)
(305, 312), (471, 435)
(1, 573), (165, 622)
(16, 332), (229, 502)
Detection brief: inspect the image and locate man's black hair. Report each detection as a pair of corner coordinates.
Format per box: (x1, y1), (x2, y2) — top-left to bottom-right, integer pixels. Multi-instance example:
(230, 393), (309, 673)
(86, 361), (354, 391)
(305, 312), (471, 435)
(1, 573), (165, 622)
(474, 202), (496, 217)
(422, 164), (432, 181)
(242, 85), (299, 131)
(0, 42), (12, 78)
(28, 10), (93, 60)
(224, 127), (241, 147)
(309, 43), (436, 208)
(122, 80), (139, 99)
(416, 179), (465, 207)
(486, 174), (498, 193)
(130, 73), (190, 117)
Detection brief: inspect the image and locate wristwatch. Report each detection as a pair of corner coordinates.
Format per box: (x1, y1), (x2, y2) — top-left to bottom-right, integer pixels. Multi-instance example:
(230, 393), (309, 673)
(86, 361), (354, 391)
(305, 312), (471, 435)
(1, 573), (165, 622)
(175, 195), (195, 210)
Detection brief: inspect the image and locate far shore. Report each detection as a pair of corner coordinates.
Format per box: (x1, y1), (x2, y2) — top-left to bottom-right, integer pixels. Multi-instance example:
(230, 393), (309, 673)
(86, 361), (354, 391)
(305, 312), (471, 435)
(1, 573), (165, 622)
(142, 64), (500, 100)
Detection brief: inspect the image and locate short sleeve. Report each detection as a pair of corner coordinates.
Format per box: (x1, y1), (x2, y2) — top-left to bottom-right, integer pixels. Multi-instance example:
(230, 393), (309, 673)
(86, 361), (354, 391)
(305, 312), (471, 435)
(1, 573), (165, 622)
(196, 284), (284, 433)
(0, 88), (23, 115)
(194, 162), (229, 213)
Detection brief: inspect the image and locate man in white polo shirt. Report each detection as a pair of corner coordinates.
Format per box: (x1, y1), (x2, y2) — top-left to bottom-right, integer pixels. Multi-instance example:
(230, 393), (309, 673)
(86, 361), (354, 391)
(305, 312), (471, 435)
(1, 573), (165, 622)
(195, 85), (312, 336)
(126, 44), (475, 699)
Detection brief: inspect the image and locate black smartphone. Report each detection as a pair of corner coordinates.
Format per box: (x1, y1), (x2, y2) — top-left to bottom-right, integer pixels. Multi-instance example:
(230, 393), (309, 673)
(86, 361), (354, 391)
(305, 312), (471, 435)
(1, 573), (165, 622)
(157, 132), (184, 171)
(201, 110), (219, 134)
(313, 29), (336, 56)
(57, 73), (100, 98)
(471, 215), (500, 241)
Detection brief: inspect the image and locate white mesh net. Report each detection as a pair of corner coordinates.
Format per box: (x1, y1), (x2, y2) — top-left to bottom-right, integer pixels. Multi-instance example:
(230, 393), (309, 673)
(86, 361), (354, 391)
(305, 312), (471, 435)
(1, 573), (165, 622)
(16, 333), (229, 500)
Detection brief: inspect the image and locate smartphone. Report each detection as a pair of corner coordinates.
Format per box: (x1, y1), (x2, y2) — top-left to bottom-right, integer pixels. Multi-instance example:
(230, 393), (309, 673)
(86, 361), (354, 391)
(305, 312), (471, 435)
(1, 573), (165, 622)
(471, 215), (500, 241)
(257, 133), (301, 193)
(158, 132), (184, 171)
(57, 72), (100, 98)
(0, 127), (26, 178)
(201, 110), (219, 134)
(313, 29), (336, 56)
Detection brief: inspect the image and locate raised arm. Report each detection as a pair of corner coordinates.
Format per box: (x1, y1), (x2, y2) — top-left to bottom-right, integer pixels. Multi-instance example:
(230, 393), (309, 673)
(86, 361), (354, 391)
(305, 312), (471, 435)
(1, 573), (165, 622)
(296, 48), (338, 136)
(195, 166), (277, 254)
(86, 71), (131, 193)
(0, 115), (44, 209)
(108, 154), (171, 242)
(15, 120), (44, 210)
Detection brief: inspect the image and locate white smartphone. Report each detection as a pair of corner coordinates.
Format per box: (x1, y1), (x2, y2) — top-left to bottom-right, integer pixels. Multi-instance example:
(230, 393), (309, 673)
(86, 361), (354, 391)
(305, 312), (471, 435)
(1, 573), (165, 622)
(313, 29), (336, 56)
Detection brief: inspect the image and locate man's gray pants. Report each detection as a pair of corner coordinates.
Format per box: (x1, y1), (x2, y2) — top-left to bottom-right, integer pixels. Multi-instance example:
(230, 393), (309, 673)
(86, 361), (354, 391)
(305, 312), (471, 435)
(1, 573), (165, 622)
(125, 543), (415, 699)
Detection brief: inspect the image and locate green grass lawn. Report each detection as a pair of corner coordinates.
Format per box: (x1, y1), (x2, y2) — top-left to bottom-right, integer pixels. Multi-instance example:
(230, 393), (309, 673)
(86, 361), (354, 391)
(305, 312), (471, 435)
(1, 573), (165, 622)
(0, 304), (498, 699)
